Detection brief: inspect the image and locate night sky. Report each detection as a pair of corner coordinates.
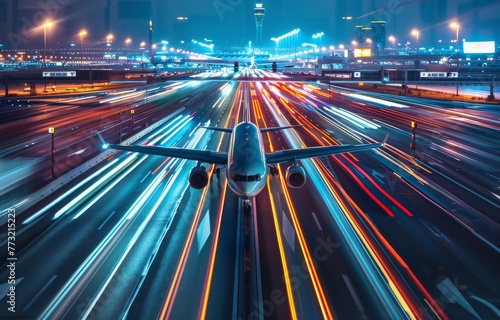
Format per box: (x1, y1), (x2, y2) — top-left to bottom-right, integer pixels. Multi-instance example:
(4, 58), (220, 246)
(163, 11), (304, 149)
(1, 0), (499, 50)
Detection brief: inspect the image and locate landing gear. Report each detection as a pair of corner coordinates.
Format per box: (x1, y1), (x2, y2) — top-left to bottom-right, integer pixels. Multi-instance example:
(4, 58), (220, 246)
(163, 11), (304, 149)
(243, 199), (251, 214)
(270, 165), (279, 176)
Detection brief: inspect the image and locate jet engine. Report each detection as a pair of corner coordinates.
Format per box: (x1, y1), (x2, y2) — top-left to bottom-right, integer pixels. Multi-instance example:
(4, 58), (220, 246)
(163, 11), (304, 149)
(189, 166), (209, 189)
(285, 165), (306, 188)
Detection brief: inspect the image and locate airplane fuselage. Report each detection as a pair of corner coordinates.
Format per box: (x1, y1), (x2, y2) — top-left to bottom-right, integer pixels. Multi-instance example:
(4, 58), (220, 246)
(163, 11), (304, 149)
(227, 122), (268, 199)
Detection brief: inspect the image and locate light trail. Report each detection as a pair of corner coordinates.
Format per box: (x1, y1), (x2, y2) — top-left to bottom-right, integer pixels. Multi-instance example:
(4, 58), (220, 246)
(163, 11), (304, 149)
(198, 180), (228, 319)
(276, 164), (335, 319)
(52, 154), (138, 219)
(267, 175), (299, 320)
(71, 155), (148, 220)
(264, 87), (417, 318)
(158, 177), (210, 319)
(317, 162), (448, 319)
(22, 157), (120, 224)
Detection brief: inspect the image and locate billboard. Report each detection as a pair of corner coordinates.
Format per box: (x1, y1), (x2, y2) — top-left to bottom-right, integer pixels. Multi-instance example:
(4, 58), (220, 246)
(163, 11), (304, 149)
(463, 41), (495, 54)
(354, 48), (372, 58)
(43, 71), (76, 77)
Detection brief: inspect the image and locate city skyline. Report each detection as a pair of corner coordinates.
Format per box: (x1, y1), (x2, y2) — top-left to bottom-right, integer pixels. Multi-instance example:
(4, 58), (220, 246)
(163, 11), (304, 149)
(1, 0), (499, 50)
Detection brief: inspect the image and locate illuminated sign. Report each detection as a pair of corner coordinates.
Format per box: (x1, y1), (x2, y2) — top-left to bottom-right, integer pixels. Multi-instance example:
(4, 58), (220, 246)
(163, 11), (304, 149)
(354, 48), (372, 58)
(420, 72), (458, 78)
(463, 41), (495, 54)
(43, 71), (76, 77)
(326, 73), (351, 78)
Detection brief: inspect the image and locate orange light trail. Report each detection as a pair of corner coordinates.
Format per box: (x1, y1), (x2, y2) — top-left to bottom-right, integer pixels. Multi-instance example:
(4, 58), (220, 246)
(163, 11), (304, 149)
(158, 183), (210, 319)
(341, 153), (413, 216)
(151, 156), (172, 175)
(267, 174), (299, 320)
(198, 85), (237, 318)
(198, 182), (228, 318)
(317, 161), (448, 319)
(311, 159), (419, 318)
(252, 83), (275, 152)
(276, 166), (335, 319)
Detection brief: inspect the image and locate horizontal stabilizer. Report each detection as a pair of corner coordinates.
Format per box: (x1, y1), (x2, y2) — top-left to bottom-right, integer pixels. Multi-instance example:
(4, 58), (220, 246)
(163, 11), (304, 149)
(198, 126), (233, 133)
(260, 125), (302, 133)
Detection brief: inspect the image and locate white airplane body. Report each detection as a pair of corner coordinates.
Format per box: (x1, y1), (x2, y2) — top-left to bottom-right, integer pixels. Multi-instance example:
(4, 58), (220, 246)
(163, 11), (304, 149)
(105, 121), (385, 202)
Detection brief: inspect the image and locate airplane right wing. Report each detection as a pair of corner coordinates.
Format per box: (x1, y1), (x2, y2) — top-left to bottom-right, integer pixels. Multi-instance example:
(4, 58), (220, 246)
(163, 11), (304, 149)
(106, 144), (228, 165)
(265, 142), (382, 164)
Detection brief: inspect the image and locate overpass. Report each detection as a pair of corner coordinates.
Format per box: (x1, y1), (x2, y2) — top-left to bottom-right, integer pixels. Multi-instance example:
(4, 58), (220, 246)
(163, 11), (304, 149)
(321, 66), (500, 100)
(0, 68), (155, 96)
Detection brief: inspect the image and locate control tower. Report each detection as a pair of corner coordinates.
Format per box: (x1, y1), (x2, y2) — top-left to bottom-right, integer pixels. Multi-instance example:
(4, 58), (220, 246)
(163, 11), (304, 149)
(149, 18), (153, 62)
(254, 3), (265, 48)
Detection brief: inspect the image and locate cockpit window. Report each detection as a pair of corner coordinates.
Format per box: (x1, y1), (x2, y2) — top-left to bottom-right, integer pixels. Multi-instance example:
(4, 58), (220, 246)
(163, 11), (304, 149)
(233, 174), (261, 182)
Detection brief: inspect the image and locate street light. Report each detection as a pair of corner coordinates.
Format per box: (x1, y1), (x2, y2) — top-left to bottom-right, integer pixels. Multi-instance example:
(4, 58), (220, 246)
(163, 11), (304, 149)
(140, 41), (146, 69)
(271, 37), (279, 55)
(106, 34), (113, 47)
(43, 21), (53, 66)
(450, 22), (460, 95)
(312, 32), (324, 47)
(79, 29), (87, 66)
(411, 29), (419, 65)
(125, 38), (132, 64)
(388, 35), (396, 50)
(48, 127), (55, 177)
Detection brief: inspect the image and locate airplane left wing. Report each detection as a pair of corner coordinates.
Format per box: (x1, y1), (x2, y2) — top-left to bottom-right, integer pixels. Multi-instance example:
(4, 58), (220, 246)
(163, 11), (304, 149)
(106, 144), (228, 165)
(265, 142), (382, 164)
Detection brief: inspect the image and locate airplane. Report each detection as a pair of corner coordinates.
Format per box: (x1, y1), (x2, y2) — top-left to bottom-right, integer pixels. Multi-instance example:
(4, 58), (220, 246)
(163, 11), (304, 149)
(103, 119), (386, 211)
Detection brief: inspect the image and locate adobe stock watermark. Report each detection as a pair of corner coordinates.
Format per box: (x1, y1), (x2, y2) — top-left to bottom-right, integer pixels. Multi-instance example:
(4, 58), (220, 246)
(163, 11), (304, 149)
(369, 0), (404, 25)
(6, 208), (17, 313)
(7, 0), (76, 50)
(213, 0), (244, 22)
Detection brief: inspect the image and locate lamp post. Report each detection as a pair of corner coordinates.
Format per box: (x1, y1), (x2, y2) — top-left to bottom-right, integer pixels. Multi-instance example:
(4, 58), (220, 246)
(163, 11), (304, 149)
(411, 29), (419, 66)
(125, 38), (132, 64)
(79, 29), (87, 66)
(312, 32), (324, 63)
(106, 34), (113, 48)
(119, 105), (122, 142)
(140, 41), (146, 69)
(388, 35), (396, 50)
(43, 21), (53, 66)
(450, 22), (460, 95)
(48, 127), (55, 177)
(312, 32), (324, 47)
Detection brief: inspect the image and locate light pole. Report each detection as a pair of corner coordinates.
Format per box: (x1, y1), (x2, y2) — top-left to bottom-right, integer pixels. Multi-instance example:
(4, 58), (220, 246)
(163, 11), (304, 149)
(79, 29), (87, 66)
(411, 29), (419, 66)
(312, 32), (324, 47)
(48, 127), (55, 177)
(119, 105), (122, 142)
(125, 38), (132, 64)
(450, 22), (460, 95)
(271, 37), (279, 56)
(43, 21), (53, 66)
(388, 35), (396, 50)
(312, 32), (324, 63)
(140, 41), (146, 69)
(106, 34), (113, 47)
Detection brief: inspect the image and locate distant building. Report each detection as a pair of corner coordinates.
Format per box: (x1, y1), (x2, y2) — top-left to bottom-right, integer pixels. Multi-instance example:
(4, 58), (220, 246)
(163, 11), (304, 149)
(371, 20), (386, 55)
(355, 25), (372, 47)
